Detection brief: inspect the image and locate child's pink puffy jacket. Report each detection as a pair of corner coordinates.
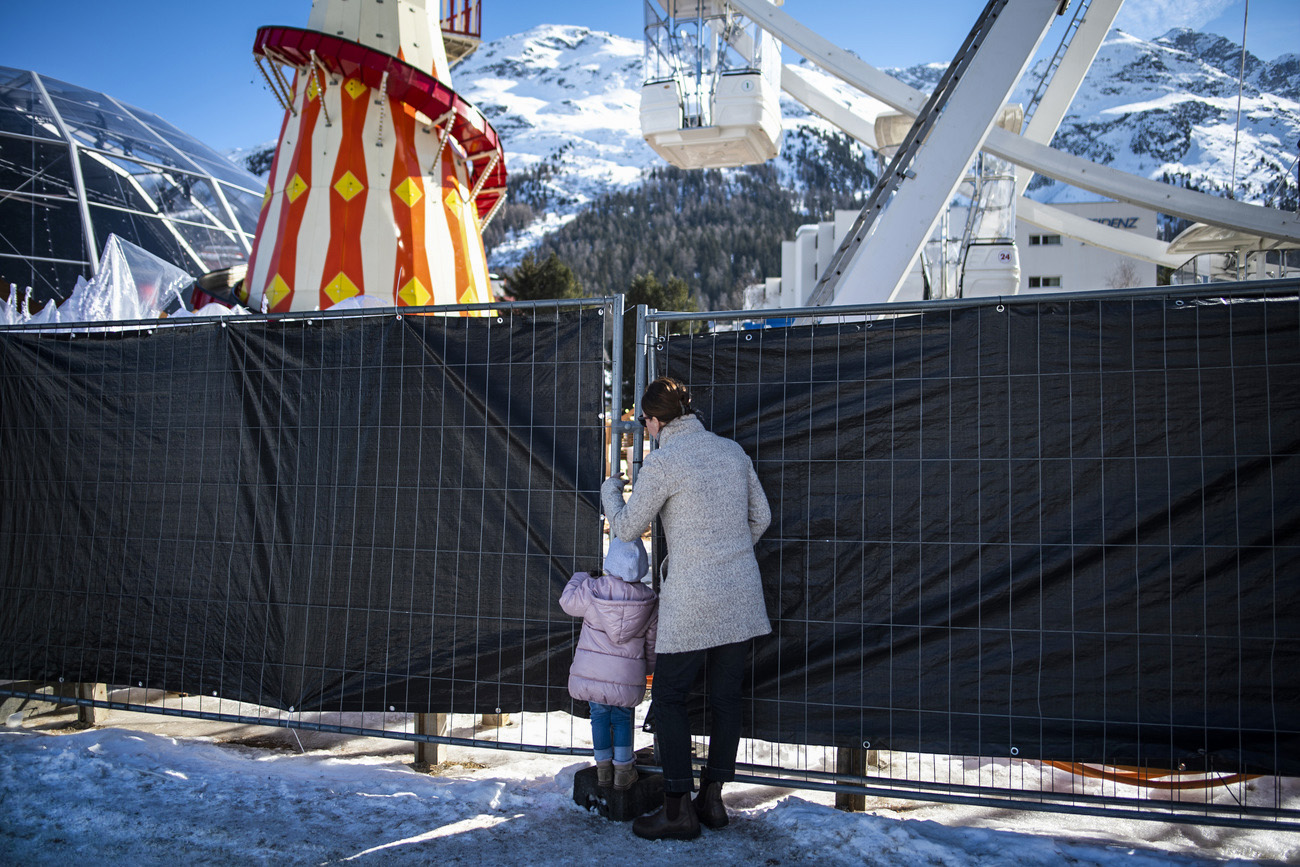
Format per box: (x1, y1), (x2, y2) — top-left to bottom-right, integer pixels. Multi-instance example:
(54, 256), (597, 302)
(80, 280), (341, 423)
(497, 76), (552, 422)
(560, 572), (658, 708)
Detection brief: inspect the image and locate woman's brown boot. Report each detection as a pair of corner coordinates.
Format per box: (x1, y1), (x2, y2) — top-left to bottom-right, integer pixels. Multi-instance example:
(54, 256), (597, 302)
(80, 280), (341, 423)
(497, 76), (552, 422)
(694, 778), (728, 829)
(632, 792), (701, 840)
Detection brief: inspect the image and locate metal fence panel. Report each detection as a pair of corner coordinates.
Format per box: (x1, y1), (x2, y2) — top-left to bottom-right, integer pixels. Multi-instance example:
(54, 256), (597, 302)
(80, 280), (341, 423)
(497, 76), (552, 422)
(649, 284), (1299, 825)
(0, 301), (608, 718)
(2, 285), (1298, 828)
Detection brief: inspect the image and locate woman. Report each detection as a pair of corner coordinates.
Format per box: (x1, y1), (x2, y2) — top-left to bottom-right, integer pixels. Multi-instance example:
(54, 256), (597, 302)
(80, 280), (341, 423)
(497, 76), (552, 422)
(600, 377), (771, 841)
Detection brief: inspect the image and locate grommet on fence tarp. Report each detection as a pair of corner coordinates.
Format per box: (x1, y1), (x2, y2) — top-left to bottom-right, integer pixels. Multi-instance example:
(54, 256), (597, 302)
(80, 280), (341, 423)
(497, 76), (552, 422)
(396, 313), (403, 320)
(996, 304), (1005, 313)
(1175, 299), (1186, 307)
(1010, 747), (1019, 756)
(58, 677), (64, 683)
(862, 741), (870, 750)
(497, 317), (504, 324)
(389, 706), (395, 712)
(745, 334), (753, 341)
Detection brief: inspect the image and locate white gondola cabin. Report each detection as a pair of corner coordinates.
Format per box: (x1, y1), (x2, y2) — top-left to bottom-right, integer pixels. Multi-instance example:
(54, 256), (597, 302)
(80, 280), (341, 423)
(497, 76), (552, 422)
(639, 0), (783, 170)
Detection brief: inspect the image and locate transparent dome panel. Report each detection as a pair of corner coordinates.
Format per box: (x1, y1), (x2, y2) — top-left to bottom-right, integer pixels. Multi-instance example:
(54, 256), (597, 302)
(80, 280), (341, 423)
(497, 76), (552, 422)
(3, 69), (269, 303)
(42, 78), (187, 171)
(126, 105), (263, 191)
(0, 138), (75, 198)
(218, 181), (264, 234)
(0, 67), (62, 141)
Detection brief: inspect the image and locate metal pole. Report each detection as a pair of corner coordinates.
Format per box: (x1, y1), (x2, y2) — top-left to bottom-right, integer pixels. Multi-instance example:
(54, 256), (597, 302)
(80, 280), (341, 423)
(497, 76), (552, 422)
(608, 293), (626, 480)
(631, 304), (650, 485)
(640, 278), (1300, 326)
(30, 73), (99, 279)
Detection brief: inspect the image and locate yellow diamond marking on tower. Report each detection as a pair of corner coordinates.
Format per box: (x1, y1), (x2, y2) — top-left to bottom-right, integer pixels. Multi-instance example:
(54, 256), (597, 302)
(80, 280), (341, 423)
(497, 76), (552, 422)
(324, 272), (361, 305)
(399, 277), (431, 307)
(394, 177), (423, 207)
(444, 187), (462, 208)
(262, 186), (271, 208)
(287, 174), (308, 203)
(333, 171), (365, 201)
(344, 78), (368, 100)
(267, 274), (292, 310)
(306, 77), (319, 102)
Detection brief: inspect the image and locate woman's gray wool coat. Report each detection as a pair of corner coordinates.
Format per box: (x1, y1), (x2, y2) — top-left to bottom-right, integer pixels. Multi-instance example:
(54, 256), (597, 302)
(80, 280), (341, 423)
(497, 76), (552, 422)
(601, 414), (772, 654)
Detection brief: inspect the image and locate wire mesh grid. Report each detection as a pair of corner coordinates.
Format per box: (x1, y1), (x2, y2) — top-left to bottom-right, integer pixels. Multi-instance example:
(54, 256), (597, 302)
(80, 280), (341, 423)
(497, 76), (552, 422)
(0, 298), (616, 760)
(2, 284), (1298, 829)
(642, 282), (1300, 829)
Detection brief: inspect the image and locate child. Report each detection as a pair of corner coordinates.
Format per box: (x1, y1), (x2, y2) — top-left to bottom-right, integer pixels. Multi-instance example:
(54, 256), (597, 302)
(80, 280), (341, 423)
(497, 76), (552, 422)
(560, 537), (658, 790)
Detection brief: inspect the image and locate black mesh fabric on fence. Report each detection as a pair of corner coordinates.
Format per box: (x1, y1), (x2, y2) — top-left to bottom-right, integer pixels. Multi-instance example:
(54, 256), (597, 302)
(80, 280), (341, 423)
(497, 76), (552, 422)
(660, 295), (1300, 776)
(0, 308), (605, 715)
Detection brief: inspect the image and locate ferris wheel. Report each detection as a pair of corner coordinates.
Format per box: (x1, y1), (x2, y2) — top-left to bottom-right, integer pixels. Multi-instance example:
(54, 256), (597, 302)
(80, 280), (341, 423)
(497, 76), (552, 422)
(638, 0), (1299, 305)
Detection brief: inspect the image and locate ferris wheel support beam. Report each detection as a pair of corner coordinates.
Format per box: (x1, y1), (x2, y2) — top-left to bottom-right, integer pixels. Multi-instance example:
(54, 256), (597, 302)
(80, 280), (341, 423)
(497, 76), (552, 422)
(1017, 198), (1187, 266)
(731, 0), (1300, 258)
(759, 0), (1063, 306)
(779, 65), (889, 150)
(779, 57), (1190, 267)
(1016, 0), (1123, 194)
(985, 128), (1300, 243)
(739, 0), (1061, 304)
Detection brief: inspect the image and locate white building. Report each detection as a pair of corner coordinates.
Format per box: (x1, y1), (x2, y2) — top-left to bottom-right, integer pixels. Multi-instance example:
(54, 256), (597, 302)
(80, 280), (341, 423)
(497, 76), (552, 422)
(1016, 201), (1159, 293)
(746, 199), (1161, 311)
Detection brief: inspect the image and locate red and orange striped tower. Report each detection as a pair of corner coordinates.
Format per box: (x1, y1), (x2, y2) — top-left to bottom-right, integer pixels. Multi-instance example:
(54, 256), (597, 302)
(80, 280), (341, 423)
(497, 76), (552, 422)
(245, 0), (504, 313)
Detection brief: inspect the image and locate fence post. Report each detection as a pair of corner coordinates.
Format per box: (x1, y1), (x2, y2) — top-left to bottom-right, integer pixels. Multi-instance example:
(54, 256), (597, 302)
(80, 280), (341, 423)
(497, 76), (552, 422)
(631, 305), (650, 485)
(75, 683), (106, 725)
(835, 747), (868, 812)
(414, 712), (449, 767)
(610, 294), (625, 477)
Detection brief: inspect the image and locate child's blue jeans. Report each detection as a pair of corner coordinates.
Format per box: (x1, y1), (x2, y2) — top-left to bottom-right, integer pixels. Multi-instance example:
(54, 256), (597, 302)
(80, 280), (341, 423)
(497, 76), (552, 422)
(589, 702), (634, 764)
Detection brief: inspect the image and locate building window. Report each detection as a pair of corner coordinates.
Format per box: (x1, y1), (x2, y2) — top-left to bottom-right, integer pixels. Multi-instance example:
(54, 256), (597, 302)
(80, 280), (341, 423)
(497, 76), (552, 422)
(1029, 234), (1062, 246)
(1028, 276), (1062, 289)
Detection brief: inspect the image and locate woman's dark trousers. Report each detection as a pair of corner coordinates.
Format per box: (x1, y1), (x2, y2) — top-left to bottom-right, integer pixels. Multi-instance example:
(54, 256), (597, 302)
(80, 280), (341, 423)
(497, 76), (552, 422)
(651, 639), (750, 794)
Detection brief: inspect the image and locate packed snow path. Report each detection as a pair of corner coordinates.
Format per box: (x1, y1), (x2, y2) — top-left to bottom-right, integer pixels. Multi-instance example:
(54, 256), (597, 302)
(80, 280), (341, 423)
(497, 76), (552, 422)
(0, 713), (1294, 865)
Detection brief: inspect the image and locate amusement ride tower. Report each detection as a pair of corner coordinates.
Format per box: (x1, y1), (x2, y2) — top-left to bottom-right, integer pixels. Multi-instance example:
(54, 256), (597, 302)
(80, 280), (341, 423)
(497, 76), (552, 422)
(244, 0), (504, 313)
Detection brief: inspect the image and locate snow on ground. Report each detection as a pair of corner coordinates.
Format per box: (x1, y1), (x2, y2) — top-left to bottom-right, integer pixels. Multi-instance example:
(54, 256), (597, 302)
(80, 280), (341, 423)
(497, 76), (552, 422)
(1, 703), (1296, 866)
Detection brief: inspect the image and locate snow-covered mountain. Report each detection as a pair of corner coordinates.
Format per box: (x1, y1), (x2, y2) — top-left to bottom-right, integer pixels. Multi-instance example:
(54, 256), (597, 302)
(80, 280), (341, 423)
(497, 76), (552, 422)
(456, 27), (656, 202)
(459, 23), (1297, 262)
(231, 24), (1300, 265)
(890, 27), (1300, 204)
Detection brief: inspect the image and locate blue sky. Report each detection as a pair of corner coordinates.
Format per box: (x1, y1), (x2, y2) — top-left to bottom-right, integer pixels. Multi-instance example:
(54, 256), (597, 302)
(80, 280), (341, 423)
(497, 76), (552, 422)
(2, 1), (1293, 156)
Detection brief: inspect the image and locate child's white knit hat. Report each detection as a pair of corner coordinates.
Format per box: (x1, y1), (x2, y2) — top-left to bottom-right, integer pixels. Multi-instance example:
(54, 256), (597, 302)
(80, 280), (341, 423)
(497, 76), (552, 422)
(604, 537), (649, 583)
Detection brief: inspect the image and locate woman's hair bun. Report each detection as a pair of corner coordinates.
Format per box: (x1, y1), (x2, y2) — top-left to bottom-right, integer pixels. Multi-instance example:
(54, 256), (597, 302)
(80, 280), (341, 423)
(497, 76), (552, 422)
(641, 377), (693, 425)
